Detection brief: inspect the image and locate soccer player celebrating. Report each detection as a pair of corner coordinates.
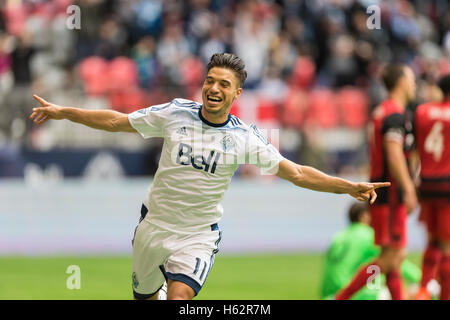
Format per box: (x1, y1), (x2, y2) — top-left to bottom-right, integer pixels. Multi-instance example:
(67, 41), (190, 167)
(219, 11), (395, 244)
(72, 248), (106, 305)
(414, 75), (450, 300)
(336, 64), (418, 300)
(30, 53), (389, 300)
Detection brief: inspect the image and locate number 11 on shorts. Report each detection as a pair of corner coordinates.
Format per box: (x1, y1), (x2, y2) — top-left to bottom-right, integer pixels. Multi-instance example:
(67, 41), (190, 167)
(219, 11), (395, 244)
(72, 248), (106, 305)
(193, 257), (208, 281)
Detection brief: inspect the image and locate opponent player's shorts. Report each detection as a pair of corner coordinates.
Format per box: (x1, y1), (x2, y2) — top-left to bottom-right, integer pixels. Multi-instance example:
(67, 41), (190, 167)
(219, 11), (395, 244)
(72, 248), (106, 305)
(131, 205), (222, 299)
(419, 199), (450, 241)
(370, 204), (407, 248)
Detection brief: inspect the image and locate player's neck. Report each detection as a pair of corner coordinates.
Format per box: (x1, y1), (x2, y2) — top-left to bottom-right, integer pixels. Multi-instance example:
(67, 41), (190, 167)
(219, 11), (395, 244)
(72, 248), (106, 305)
(200, 107), (229, 125)
(388, 91), (407, 110)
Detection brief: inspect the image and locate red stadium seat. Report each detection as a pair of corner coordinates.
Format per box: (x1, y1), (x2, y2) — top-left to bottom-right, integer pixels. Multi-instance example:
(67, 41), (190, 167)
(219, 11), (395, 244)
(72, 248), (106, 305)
(336, 87), (368, 129)
(281, 88), (308, 128)
(108, 57), (139, 91)
(230, 102), (240, 119)
(3, 4), (28, 36)
(181, 56), (204, 86)
(306, 88), (338, 129)
(78, 56), (109, 96)
(79, 56), (108, 81)
(109, 87), (147, 113)
(181, 57), (204, 99)
(257, 99), (279, 123)
(54, 0), (74, 14)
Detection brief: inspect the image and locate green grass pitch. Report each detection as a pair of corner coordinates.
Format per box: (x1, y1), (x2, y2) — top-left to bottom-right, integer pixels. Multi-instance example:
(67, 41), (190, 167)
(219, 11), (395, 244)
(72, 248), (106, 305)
(0, 253), (421, 300)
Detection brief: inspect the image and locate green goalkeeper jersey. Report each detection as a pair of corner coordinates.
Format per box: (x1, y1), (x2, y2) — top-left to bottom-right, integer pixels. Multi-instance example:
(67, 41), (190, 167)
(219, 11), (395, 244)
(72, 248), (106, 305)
(320, 223), (421, 300)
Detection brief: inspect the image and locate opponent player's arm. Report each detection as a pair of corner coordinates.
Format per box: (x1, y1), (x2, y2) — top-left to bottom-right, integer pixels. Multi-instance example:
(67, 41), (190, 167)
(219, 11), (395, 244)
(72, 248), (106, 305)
(384, 140), (417, 197)
(276, 159), (390, 204)
(382, 113), (418, 213)
(29, 95), (137, 133)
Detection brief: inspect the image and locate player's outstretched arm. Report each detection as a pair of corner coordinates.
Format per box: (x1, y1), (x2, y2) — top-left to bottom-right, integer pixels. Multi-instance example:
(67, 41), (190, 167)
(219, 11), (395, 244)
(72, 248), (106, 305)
(29, 95), (137, 133)
(275, 159), (390, 204)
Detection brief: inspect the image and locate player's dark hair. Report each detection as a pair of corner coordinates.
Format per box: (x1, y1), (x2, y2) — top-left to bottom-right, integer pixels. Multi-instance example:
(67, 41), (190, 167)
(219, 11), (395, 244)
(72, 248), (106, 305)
(348, 202), (368, 224)
(206, 53), (247, 88)
(382, 64), (406, 91)
(438, 74), (450, 97)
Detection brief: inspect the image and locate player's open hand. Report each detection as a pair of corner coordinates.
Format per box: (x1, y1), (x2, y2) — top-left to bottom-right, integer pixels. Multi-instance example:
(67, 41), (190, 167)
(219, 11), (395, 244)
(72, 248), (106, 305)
(29, 95), (65, 125)
(349, 182), (391, 205)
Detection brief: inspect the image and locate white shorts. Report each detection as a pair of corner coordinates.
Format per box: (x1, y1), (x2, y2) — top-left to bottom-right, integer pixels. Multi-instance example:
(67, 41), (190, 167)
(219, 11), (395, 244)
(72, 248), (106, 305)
(131, 209), (222, 299)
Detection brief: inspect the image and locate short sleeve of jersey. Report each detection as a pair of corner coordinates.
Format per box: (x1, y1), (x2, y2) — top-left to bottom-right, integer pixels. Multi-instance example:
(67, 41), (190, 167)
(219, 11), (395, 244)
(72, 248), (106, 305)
(128, 102), (171, 139)
(382, 113), (405, 142)
(246, 124), (284, 175)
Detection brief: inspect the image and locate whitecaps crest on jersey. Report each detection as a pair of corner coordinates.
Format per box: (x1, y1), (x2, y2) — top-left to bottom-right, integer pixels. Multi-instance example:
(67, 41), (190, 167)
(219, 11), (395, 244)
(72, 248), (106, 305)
(221, 134), (235, 152)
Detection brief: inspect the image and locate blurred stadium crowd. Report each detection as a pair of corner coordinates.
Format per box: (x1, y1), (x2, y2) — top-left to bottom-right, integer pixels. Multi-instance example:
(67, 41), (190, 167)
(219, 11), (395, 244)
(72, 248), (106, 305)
(0, 0), (449, 177)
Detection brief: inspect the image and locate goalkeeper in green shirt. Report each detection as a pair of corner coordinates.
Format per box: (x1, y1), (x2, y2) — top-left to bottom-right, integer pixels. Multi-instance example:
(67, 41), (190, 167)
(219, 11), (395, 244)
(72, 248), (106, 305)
(320, 202), (421, 300)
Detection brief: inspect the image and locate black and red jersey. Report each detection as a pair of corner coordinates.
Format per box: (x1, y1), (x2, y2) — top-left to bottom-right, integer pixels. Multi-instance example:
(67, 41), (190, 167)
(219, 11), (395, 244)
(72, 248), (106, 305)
(415, 100), (450, 199)
(368, 99), (413, 204)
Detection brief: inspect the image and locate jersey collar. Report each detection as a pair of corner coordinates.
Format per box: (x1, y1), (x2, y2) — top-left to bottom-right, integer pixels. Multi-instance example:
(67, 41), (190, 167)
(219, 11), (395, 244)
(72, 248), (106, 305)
(198, 106), (231, 127)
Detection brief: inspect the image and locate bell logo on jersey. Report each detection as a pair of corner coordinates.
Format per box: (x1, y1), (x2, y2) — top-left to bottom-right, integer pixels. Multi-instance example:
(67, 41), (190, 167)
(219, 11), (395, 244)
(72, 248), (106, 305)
(176, 143), (221, 174)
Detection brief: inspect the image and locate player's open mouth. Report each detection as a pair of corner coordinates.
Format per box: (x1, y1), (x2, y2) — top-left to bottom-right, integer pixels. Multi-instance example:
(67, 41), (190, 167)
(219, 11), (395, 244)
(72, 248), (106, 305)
(207, 95), (222, 104)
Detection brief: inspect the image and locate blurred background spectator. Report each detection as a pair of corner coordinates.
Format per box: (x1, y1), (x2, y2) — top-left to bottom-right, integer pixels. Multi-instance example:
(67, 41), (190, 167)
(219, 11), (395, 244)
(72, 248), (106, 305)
(0, 0), (449, 178)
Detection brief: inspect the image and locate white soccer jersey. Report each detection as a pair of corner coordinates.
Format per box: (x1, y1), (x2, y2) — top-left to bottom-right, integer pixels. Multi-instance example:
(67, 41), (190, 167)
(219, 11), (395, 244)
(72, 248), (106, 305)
(128, 98), (284, 233)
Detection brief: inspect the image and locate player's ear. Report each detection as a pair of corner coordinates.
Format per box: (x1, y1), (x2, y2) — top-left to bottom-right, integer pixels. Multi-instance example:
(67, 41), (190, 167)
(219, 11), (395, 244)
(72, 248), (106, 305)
(235, 87), (243, 100)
